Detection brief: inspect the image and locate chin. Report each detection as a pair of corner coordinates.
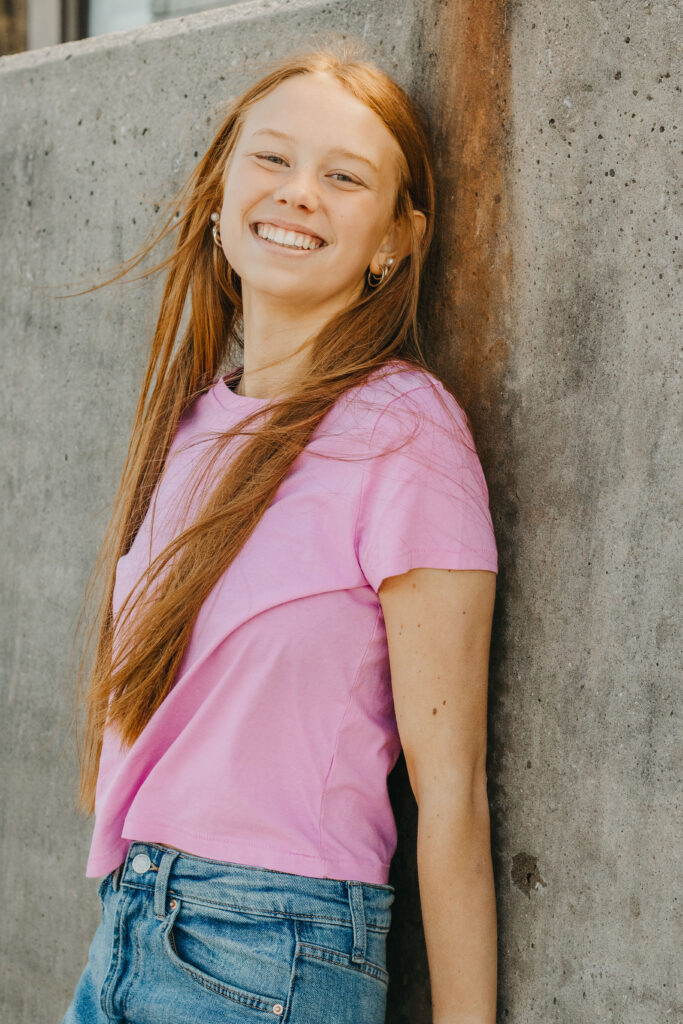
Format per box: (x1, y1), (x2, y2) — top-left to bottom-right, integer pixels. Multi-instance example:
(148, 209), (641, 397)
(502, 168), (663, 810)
(246, 275), (329, 302)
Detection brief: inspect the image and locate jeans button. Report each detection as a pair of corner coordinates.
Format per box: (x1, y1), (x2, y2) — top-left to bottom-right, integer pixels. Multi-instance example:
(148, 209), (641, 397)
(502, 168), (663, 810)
(132, 853), (152, 874)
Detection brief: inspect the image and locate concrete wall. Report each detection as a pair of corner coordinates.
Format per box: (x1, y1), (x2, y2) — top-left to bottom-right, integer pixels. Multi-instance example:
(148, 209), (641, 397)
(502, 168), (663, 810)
(0, 1), (679, 1021)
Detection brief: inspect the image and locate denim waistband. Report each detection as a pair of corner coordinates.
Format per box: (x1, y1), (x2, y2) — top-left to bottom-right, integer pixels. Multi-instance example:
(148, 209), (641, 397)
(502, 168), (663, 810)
(115, 841), (395, 932)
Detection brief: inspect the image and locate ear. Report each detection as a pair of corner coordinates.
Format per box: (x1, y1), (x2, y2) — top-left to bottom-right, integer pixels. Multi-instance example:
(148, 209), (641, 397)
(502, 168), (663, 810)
(369, 209), (427, 275)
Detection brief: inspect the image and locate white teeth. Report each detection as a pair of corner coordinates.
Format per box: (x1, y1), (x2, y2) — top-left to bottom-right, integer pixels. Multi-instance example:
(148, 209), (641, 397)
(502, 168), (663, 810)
(255, 223), (322, 250)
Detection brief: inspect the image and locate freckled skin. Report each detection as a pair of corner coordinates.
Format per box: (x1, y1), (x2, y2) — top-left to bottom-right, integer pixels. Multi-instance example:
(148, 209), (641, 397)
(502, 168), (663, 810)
(378, 567), (497, 1015)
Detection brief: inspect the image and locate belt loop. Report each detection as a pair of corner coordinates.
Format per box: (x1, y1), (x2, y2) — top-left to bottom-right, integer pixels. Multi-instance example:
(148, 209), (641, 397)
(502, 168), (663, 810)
(347, 882), (366, 963)
(154, 849), (180, 920)
(113, 843), (134, 891)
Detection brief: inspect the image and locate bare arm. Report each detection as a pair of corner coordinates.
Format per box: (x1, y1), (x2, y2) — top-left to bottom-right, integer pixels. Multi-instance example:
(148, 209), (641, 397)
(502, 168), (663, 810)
(379, 567), (497, 1024)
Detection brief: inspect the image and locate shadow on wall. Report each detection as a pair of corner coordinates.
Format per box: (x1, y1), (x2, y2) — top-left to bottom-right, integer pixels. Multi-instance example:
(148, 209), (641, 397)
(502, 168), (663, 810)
(386, 2), (512, 1022)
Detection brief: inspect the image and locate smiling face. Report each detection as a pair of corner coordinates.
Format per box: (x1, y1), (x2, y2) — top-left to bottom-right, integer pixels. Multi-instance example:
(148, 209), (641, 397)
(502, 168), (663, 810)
(218, 71), (407, 315)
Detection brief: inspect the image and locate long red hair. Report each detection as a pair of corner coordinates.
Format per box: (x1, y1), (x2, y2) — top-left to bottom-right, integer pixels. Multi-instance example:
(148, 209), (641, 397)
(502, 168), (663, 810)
(74, 42), (437, 815)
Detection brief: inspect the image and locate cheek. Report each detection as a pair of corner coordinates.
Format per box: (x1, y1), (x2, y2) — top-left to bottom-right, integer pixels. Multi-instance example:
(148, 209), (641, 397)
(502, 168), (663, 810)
(220, 173), (272, 241)
(336, 206), (385, 264)
(221, 186), (246, 226)
(219, 193), (253, 254)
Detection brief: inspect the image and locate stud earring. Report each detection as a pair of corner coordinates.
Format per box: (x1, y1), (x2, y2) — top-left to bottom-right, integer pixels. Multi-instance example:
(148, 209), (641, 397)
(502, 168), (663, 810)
(210, 211), (222, 248)
(367, 256), (395, 288)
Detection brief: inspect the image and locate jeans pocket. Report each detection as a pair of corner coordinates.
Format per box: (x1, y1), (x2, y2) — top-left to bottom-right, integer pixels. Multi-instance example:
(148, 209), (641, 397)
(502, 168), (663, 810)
(289, 937), (389, 1023)
(294, 939), (390, 988)
(294, 918), (390, 987)
(161, 896), (294, 1015)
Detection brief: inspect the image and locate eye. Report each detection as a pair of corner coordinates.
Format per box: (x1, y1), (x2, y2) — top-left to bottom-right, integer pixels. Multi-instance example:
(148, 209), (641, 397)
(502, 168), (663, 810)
(329, 172), (362, 185)
(255, 153), (288, 165)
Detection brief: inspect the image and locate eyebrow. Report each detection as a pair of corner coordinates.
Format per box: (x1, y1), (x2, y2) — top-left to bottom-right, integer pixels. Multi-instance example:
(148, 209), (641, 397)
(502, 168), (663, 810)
(250, 128), (380, 174)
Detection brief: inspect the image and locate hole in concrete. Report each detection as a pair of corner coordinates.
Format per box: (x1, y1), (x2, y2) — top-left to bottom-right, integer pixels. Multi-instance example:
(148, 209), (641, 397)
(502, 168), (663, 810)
(511, 852), (547, 897)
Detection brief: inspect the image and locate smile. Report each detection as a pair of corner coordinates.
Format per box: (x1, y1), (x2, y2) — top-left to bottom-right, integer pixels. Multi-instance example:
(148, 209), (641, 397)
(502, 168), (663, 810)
(251, 222), (327, 252)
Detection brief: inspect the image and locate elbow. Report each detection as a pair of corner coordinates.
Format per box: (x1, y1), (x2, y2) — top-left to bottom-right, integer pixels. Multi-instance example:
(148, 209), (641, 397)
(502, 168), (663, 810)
(409, 755), (490, 816)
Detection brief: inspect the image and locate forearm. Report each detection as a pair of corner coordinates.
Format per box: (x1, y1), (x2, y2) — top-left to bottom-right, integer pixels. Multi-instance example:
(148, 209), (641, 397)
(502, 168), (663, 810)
(416, 787), (497, 1024)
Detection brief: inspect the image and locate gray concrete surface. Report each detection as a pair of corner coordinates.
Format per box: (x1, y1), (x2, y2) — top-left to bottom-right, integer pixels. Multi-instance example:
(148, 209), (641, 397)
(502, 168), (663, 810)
(0, 1), (680, 1021)
(492, 5), (681, 1019)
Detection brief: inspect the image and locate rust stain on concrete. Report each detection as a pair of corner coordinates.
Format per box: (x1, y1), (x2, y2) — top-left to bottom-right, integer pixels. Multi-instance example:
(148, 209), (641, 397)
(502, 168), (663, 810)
(421, 0), (512, 441)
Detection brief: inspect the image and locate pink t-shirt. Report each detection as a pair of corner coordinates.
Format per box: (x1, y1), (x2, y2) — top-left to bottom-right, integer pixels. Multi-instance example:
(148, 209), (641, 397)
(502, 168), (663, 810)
(86, 359), (498, 884)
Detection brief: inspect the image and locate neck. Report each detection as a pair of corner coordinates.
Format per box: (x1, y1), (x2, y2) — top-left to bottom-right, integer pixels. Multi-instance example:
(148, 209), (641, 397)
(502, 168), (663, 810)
(238, 282), (359, 399)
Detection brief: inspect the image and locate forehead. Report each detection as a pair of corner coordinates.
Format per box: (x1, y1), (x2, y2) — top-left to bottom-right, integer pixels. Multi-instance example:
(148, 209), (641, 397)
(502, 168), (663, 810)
(238, 72), (403, 179)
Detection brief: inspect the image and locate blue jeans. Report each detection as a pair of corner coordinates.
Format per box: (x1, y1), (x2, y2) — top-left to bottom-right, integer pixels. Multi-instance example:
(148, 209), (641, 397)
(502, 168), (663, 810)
(62, 841), (395, 1023)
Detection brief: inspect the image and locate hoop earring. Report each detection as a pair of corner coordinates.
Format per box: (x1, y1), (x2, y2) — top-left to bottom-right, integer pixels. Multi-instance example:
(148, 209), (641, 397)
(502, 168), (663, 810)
(210, 211), (222, 248)
(367, 256), (395, 288)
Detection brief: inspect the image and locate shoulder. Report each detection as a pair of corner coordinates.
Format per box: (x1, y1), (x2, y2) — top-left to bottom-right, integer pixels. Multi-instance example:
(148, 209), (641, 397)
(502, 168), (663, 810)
(362, 359), (455, 404)
(311, 360), (474, 467)
(338, 359), (468, 439)
(359, 361), (472, 457)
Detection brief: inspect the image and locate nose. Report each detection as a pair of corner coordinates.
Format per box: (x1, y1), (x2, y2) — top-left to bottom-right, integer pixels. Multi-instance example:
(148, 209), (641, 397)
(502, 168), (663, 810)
(272, 167), (320, 212)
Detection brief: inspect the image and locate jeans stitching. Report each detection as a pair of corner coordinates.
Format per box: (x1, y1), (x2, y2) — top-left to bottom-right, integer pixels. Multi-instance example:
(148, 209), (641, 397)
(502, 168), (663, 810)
(296, 941), (389, 985)
(99, 886), (131, 1018)
(120, 881), (390, 933)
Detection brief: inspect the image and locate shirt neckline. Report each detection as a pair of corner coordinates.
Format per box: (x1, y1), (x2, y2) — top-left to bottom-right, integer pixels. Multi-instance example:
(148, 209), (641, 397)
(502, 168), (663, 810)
(212, 366), (272, 410)
(212, 357), (421, 414)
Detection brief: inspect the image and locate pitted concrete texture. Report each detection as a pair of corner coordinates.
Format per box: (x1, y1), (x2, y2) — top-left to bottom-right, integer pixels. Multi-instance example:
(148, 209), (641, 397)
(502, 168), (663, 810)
(488, 5), (680, 1021)
(0, 1), (680, 1021)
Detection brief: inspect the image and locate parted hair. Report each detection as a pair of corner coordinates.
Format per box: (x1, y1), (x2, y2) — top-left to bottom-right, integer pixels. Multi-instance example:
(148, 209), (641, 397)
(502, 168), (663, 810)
(74, 42), (437, 815)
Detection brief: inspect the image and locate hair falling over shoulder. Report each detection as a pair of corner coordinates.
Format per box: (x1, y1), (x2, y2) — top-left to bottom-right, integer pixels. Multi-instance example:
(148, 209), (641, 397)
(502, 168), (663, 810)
(71, 41), (437, 816)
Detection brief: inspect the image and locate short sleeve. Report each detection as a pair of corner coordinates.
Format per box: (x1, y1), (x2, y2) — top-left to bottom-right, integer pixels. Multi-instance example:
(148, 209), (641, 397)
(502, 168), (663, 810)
(355, 384), (498, 592)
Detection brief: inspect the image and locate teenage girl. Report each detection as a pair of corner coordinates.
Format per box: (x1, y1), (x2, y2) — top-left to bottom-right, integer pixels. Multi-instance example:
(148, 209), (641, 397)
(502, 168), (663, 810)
(63, 46), (498, 1024)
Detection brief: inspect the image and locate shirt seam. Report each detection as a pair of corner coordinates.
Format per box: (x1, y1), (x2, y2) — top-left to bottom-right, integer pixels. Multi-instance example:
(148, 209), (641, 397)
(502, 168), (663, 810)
(317, 601), (384, 871)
